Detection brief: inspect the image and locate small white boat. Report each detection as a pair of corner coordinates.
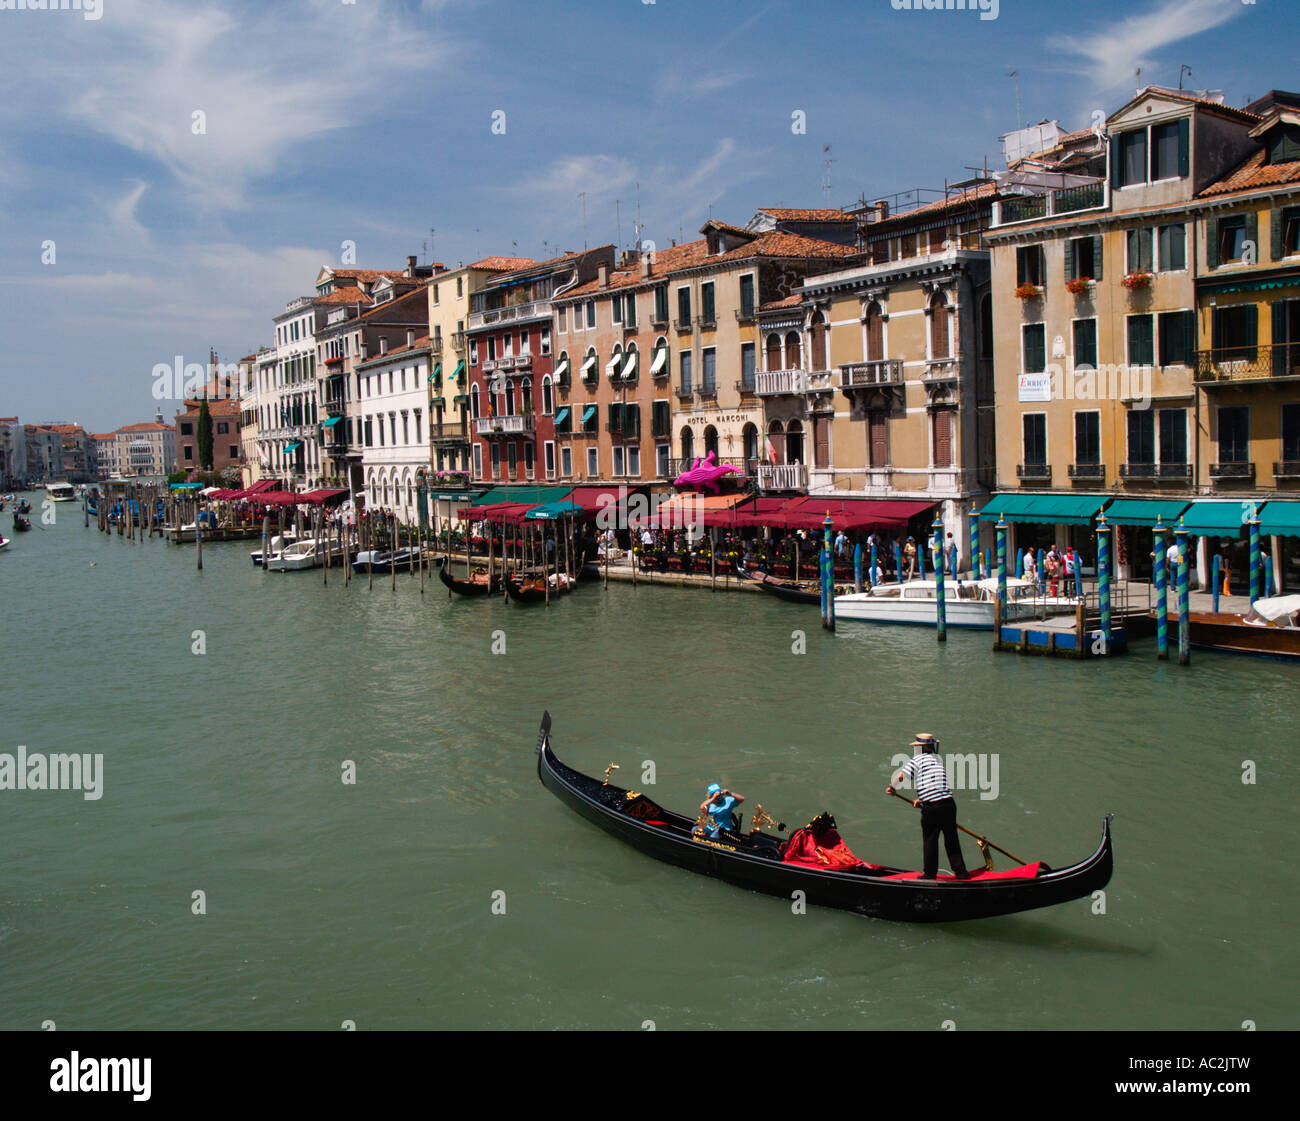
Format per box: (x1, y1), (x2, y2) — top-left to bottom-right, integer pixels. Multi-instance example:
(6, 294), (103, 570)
(835, 577), (1075, 630)
(45, 482), (76, 502)
(0, 535), (9, 551)
(265, 538), (344, 572)
(251, 532), (299, 566)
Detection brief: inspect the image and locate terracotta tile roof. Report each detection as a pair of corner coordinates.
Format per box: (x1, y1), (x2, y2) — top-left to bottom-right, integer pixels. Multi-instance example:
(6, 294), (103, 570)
(331, 268), (407, 283)
(1156, 89), (1262, 123)
(758, 294), (804, 311)
(358, 334), (431, 365)
(558, 239), (711, 298)
(313, 286), (372, 306)
(757, 207), (849, 221)
(1200, 149), (1300, 197)
(718, 230), (860, 262)
(90, 433), (116, 441)
(469, 256), (536, 272)
(118, 422), (171, 432)
(40, 423), (88, 435)
(702, 219), (755, 237)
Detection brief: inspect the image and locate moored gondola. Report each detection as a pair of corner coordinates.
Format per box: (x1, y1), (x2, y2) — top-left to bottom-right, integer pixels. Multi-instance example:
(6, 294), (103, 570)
(737, 564), (831, 605)
(506, 568), (573, 604)
(12, 514), (32, 532)
(535, 712), (1113, 924)
(438, 555), (502, 597)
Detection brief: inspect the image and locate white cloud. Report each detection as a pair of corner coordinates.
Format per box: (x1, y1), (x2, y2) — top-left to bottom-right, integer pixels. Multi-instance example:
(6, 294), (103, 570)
(1048, 0), (1245, 98)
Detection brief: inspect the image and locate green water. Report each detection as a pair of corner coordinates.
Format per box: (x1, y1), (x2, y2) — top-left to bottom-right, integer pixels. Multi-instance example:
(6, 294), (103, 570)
(1, 496), (1296, 1030)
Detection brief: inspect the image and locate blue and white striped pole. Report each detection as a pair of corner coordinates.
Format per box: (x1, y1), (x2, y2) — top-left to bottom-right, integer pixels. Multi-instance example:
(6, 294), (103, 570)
(1249, 514), (1261, 606)
(1016, 547), (1024, 578)
(970, 510), (980, 578)
(895, 541), (903, 584)
(985, 547), (993, 579)
(1036, 548), (1046, 595)
(996, 516), (1008, 620)
(822, 514), (835, 631)
(1212, 553), (1221, 615)
(918, 534), (926, 581)
(853, 541), (863, 594)
(933, 515), (946, 643)
(1264, 553), (1274, 600)
(949, 541), (958, 580)
(870, 540), (879, 586)
(1153, 516), (1168, 660)
(1097, 513), (1111, 648)
(1176, 522), (1190, 665)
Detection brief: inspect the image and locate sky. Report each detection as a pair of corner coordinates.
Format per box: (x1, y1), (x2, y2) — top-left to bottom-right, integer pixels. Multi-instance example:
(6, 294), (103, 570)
(0, 0), (1294, 431)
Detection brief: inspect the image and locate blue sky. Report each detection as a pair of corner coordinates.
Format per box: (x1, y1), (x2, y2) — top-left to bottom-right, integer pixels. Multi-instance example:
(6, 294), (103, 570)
(0, 0), (1292, 430)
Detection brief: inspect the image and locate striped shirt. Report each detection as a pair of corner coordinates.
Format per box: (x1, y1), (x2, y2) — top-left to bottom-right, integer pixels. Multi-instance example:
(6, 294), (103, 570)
(899, 752), (953, 802)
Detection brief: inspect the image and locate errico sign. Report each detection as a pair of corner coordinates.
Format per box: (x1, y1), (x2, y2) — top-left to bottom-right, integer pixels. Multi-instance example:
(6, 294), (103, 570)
(1018, 373), (1052, 402)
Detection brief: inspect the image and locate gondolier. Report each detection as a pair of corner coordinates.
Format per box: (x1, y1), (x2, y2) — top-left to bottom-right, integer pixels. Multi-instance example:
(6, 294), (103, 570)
(886, 733), (969, 880)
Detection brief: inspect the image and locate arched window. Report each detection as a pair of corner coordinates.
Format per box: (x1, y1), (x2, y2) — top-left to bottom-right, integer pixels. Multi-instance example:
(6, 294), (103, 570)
(503, 378), (515, 416)
(652, 336), (669, 378)
(680, 426), (695, 463)
(742, 422), (759, 466)
(767, 420), (785, 463)
(585, 347), (598, 385)
(810, 312), (828, 371)
(766, 332), (782, 372)
(704, 425), (719, 458)
(623, 343), (638, 381)
(606, 344), (622, 382)
(471, 384), (480, 418)
(785, 331), (802, 370)
(929, 292), (950, 360)
(786, 419), (805, 464)
(541, 375), (553, 415)
(521, 377), (532, 414)
(556, 350), (569, 387)
(865, 301), (884, 362)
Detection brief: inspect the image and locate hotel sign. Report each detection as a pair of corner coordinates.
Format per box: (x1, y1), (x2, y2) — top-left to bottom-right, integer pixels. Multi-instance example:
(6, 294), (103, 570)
(1018, 373), (1052, 402)
(678, 411), (756, 425)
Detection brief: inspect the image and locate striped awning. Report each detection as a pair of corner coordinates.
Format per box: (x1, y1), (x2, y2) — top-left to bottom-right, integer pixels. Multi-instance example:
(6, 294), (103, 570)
(554, 357), (569, 379)
(283, 441), (302, 455)
(1175, 500), (1255, 537)
(1259, 500), (1300, 538)
(650, 347), (668, 375)
(979, 493), (1108, 526)
(581, 354), (597, 378)
(428, 362), (442, 383)
(553, 407), (570, 426)
(1100, 497), (1190, 527)
(581, 405), (597, 423)
(323, 416), (343, 429)
(451, 360), (465, 382)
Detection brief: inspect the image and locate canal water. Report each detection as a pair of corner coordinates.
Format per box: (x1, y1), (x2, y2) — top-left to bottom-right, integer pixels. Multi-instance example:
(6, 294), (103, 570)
(1, 495), (1295, 1030)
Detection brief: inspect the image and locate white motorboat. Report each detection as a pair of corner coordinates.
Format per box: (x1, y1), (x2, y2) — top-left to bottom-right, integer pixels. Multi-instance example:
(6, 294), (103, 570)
(835, 577), (1077, 630)
(251, 532), (300, 566)
(264, 538), (344, 572)
(45, 482), (76, 502)
(0, 535), (9, 551)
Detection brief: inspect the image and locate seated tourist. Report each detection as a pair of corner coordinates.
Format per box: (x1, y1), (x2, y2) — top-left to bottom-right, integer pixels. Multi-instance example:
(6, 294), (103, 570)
(699, 783), (744, 837)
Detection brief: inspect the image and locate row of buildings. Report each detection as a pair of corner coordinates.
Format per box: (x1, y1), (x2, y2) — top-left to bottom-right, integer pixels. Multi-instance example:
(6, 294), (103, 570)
(64, 82), (1292, 587)
(0, 415), (176, 488)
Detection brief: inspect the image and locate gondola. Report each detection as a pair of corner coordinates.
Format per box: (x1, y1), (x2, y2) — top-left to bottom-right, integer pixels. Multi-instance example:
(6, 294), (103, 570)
(438, 555), (502, 597)
(535, 712), (1114, 924)
(506, 568), (573, 604)
(736, 563), (825, 605)
(15, 500), (31, 514)
(12, 514), (32, 532)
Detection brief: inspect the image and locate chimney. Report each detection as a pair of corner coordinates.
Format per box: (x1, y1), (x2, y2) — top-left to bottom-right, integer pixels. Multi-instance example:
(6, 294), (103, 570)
(360, 340), (369, 360)
(407, 255), (417, 276)
(379, 337), (388, 355)
(598, 264), (608, 288)
(406, 329), (415, 348)
(641, 254), (652, 279)
(875, 200), (889, 220)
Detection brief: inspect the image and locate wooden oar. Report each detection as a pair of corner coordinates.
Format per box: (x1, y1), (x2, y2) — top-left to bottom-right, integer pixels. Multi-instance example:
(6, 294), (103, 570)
(888, 789), (1029, 867)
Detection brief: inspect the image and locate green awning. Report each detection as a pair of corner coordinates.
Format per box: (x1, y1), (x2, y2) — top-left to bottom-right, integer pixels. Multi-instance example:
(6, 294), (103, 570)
(1175, 500), (1254, 537)
(1199, 275), (1300, 296)
(1102, 497), (1190, 527)
(581, 405), (597, 423)
(284, 441), (302, 455)
(451, 360), (465, 382)
(1259, 500), (1300, 538)
(170, 482), (202, 491)
(553, 407), (570, 426)
(470, 485), (571, 507)
(428, 362), (442, 384)
(323, 416), (343, 428)
(429, 490), (471, 502)
(978, 493), (1108, 526)
(525, 500), (582, 521)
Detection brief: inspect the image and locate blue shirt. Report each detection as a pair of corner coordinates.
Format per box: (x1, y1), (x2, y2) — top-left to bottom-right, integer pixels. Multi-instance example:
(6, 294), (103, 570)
(706, 794), (739, 835)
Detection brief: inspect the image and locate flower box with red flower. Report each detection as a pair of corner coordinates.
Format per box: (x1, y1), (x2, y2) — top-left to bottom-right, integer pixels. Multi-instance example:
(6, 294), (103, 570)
(1122, 271), (1153, 290)
(1014, 283), (1044, 301)
(1065, 277), (1094, 296)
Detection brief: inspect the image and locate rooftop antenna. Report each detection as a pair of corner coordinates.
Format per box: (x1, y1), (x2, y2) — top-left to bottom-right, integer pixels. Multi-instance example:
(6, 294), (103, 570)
(1178, 64), (1192, 90)
(821, 144), (835, 205)
(1135, 66), (1142, 95)
(616, 199), (622, 252)
(1008, 70), (1021, 131)
(429, 226), (436, 265)
(636, 182), (642, 248)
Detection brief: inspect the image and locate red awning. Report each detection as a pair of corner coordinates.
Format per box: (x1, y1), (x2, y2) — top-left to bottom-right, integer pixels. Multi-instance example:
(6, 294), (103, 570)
(458, 502), (534, 525)
(255, 490), (309, 507)
(784, 497), (936, 530)
(298, 489), (349, 506)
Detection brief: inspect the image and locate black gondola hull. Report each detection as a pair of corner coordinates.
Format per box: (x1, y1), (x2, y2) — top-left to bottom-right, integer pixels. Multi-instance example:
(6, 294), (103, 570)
(438, 557), (501, 597)
(536, 715), (1113, 924)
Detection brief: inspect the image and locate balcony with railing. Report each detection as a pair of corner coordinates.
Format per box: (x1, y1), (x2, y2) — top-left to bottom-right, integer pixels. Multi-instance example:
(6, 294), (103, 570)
(475, 414), (535, 437)
(431, 336), (443, 355)
(923, 358), (960, 384)
(1068, 462), (1106, 480)
(757, 463), (808, 491)
(1209, 461), (1255, 481)
(452, 330), (466, 352)
(1016, 463), (1052, 481)
(757, 369), (808, 396)
(994, 181), (1106, 227)
(430, 421), (470, 445)
(1275, 460), (1300, 479)
(467, 300), (552, 330)
(1119, 462), (1192, 480)
(839, 359), (904, 388)
(1195, 344), (1300, 383)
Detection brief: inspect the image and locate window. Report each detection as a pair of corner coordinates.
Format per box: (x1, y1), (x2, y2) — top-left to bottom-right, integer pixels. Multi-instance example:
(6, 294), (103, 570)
(456, 277), (463, 298)
(656, 444), (670, 478)
(1022, 324), (1046, 373)
(473, 445), (482, 478)
(1217, 406), (1249, 463)
(627, 445), (640, 477)
(1158, 224), (1186, 271)
(1117, 130), (1147, 188)
(586, 447), (599, 477)
(540, 327), (551, 355)
(868, 412), (888, 467)
(1277, 207), (1300, 258)
(701, 348), (716, 392)
(931, 409), (953, 468)
(183, 444), (193, 460)
(612, 446), (625, 477)
(1016, 245), (1045, 286)
(612, 293), (623, 324)
(1159, 408), (1187, 466)
(1158, 311), (1194, 367)
(1127, 410), (1154, 464)
(229, 445), (238, 459)
(524, 443), (534, 478)
(490, 444), (500, 479)
(680, 351), (692, 395)
(1127, 227), (1154, 273)
(1075, 411), (1100, 465)
(180, 422), (193, 435)
(433, 283), (439, 305)
(585, 300), (596, 328)
(677, 287), (691, 325)
(583, 404), (598, 434)
(470, 341), (479, 364)
(654, 285), (669, 323)
(929, 296), (950, 360)
(652, 400), (670, 438)
(1211, 305), (1258, 361)
(741, 343), (756, 389)
(1282, 403), (1300, 462)
(542, 376), (553, 415)
(1066, 236), (1102, 281)
(1150, 121), (1183, 180)
(487, 337), (496, 361)
(560, 445), (572, 477)
(1127, 315), (1155, 366)
(1073, 319), (1098, 369)
(739, 275), (755, 317)
(900, 233), (917, 259)
(557, 306), (567, 332)
(1217, 216), (1248, 263)
(1022, 414), (1047, 466)
(624, 293), (636, 327)
(701, 282), (716, 324)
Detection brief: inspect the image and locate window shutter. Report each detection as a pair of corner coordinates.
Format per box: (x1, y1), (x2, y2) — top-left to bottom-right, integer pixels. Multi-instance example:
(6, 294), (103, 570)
(1016, 250), (1026, 286)
(1246, 211), (1259, 259)
(1177, 117), (1190, 178)
(1273, 210), (1285, 261)
(1206, 218), (1219, 269)
(1110, 141), (1123, 190)
(1182, 311), (1195, 368)
(627, 404), (640, 436)
(1064, 239), (1075, 280)
(1092, 235), (1103, 281)
(1246, 306), (1258, 350)
(608, 403), (617, 432)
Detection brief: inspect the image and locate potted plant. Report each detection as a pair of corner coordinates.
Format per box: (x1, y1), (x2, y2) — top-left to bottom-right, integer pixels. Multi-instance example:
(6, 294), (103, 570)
(1065, 276), (1094, 296)
(1122, 270), (1153, 290)
(1015, 283), (1044, 301)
